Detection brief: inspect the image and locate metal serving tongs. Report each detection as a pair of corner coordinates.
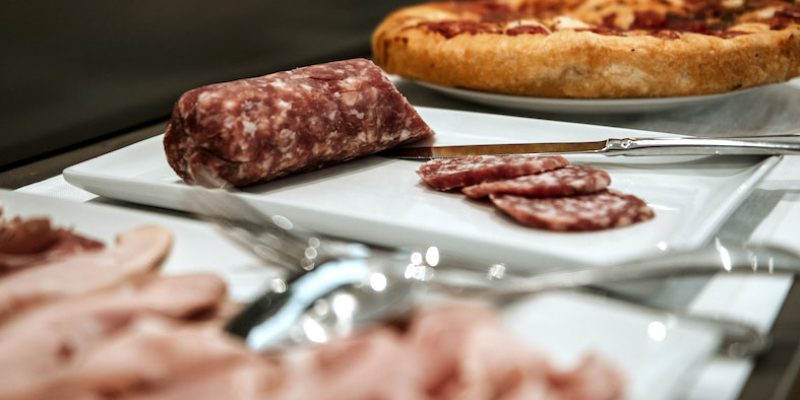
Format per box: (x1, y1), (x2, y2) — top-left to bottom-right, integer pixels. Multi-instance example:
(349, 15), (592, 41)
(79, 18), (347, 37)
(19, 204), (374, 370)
(184, 178), (798, 358)
(433, 241), (798, 296)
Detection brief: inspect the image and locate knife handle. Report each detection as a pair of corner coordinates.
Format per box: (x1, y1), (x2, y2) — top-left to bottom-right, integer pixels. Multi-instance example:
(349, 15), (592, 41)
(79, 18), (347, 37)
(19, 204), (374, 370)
(605, 136), (800, 156)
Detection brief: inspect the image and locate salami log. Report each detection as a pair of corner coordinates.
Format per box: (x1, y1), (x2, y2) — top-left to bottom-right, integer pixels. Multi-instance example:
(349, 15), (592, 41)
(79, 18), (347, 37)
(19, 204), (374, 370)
(490, 190), (655, 231)
(462, 165), (611, 199)
(417, 155), (569, 191)
(164, 59), (434, 187)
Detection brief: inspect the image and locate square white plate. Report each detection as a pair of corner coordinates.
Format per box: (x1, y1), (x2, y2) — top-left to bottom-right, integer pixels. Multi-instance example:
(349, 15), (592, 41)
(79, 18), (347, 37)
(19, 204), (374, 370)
(64, 107), (779, 270)
(0, 190), (720, 400)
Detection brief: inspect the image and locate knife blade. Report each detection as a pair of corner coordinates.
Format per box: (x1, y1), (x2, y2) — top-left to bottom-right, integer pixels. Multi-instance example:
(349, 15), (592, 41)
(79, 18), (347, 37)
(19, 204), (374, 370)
(381, 135), (800, 159)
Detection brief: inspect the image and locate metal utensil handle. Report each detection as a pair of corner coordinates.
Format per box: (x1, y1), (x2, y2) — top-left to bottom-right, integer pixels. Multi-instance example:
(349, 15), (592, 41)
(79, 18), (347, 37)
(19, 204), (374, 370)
(431, 244), (799, 297)
(466, 245), (797, 296)
(604, 137), (800, 156)
(226, 258), (373, 351)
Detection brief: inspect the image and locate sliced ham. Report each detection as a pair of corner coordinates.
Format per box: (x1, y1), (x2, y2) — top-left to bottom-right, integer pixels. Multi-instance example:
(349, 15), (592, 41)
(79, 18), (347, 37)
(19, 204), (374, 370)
(0, 225), (172, 320)
(408, 304), (554, 399)
(0, 299), (623, 400)
(279, 328), (425, 400)
(277, 304), (624, 400)
(408, 304), (623, 400)
(0, 217), (625, 399)
(548, 353), (627, 400)
(55, 318), (277, 400)
(0, 215), (104, 274)
(0, 274), (225, 399)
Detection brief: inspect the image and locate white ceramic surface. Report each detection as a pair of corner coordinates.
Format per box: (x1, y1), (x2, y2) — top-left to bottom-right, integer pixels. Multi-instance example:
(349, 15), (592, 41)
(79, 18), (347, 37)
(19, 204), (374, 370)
(504, 292), (720, 400)
(0, 190), (720, 400)
(64, 107), (779, 271)
(416, 81), (762, 114)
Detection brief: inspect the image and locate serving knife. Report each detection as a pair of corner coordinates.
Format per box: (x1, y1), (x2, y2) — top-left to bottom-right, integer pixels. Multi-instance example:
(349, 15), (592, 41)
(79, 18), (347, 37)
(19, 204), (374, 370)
(381, 135), (800, 159)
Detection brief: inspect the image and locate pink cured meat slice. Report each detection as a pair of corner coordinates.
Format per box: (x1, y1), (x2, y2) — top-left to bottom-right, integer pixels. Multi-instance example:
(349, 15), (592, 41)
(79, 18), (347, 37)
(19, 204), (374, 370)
(462, 165), (611, 199)
(0, 274), (226, 399)
(491, 190), (655, 231)
(164, 58), (434, 187)
(0, 216), (104, 274)
(417, 155), (569, 191)
(48, 304), (624, 400)
(0, 225), (172, 321)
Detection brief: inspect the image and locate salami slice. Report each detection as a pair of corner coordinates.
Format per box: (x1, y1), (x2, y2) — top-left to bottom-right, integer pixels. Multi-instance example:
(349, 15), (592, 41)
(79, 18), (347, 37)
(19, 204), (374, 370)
(462, 165), (611, 199)
(490, 190), (654, 231)
(164, 58), (434, 187)
(417, 155), (569, 191)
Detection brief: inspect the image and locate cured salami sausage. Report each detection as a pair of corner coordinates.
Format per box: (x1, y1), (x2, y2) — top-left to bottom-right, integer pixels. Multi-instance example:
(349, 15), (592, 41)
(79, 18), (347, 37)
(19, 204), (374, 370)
(490, 190), (654, 231)
(164, 59), (434, 187)
(462, 165), (611, 199)
(417, 155), (569, 191)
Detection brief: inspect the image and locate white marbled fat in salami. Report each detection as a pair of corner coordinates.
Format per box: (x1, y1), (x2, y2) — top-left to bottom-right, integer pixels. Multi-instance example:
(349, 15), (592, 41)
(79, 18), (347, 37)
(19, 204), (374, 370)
(164, 58), (434, 187)
(462, 165), (611, 199)
(490, 190), (654, 231)
(417, 155), (569, 191)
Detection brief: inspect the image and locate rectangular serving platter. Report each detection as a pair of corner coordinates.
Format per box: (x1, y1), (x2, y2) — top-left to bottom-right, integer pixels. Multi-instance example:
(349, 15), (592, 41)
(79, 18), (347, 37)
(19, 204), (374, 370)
(64, 107), (779, 270)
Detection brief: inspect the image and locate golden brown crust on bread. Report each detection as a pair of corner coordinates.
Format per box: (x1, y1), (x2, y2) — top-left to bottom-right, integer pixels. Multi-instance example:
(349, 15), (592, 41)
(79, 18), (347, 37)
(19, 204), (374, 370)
(372, 0), (800, 98)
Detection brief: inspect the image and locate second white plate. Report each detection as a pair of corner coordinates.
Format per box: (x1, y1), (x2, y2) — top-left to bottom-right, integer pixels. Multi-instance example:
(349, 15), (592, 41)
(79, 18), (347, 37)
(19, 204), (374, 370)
(416, 80), (762, 114)
(0, 190), (721, 400)
(64, 107), (778, 271)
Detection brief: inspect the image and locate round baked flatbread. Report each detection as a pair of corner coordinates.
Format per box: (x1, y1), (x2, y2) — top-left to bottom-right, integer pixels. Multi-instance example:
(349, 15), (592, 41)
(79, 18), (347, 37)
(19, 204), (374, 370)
(372, 0), (800, 98)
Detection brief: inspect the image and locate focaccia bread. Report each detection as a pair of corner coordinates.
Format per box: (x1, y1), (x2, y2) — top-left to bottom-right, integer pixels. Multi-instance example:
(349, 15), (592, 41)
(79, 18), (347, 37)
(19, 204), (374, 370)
(372, 0), (800, 98)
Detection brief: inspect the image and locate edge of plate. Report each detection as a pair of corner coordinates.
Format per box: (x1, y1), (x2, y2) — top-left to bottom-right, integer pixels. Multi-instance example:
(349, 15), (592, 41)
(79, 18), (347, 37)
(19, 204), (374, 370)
(415, 80), (762, 113)
(684, 155), (782, 247)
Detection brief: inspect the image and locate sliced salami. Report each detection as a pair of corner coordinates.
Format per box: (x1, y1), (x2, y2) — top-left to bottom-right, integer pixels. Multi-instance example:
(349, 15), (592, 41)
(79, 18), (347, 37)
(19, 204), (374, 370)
(417, 155), (569, 191)
(164, 58), (434, 187)
(490, 190), (655, 231)
(462, 165), (611, 199)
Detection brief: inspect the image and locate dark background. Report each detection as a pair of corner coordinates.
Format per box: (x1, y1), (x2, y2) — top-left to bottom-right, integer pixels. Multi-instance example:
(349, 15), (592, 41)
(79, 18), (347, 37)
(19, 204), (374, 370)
(0, 1), (415, 169)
